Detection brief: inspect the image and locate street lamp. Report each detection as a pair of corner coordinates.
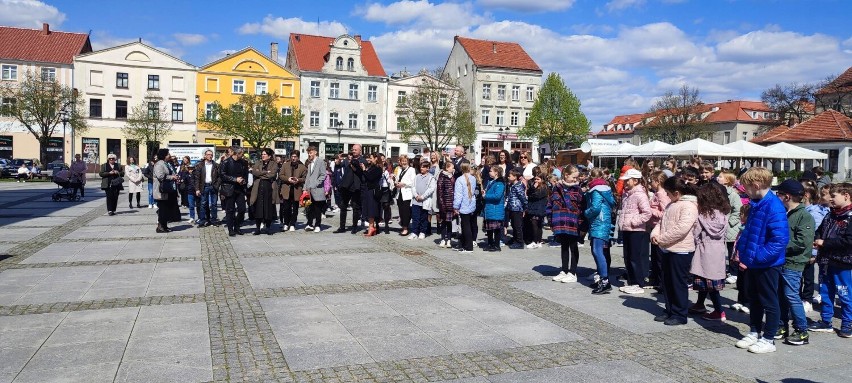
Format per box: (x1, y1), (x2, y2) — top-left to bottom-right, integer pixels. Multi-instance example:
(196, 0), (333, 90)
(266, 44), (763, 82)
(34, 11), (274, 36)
(333, 120), (344, 154)
(498, 126), (510, 140)
(381, 139), (386, 155)
(60, 108), (70, 163)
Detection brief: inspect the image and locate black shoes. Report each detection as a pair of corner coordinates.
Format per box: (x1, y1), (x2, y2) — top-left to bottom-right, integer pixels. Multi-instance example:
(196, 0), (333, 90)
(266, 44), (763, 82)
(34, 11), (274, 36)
(228, 230), (236, 237)
(591, 280), (612, 294)
(654, 314), (670, 322)
(333, 228), (347, 234)
(663, 317), (687, 326)
(253, 230), (262, 235)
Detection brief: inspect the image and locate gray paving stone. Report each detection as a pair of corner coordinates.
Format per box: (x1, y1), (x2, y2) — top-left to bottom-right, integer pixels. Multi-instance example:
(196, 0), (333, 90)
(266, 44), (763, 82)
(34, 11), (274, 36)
(281, 339), (373, 371)
(25, 339), (127, 370)
(0, 346), (41, 377)
(11, 362), (120, 383)
(358, 332), (449, 362)
(114, 360), (214, 383)
(483, 360), (677, 383)
(43, 319), (134, 346)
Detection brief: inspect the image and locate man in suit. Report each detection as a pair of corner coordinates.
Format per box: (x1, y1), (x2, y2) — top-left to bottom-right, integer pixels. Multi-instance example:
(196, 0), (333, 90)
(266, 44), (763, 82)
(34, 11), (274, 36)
(331, 153), (345, 212)
(334, 144), (366, 233)
(278, 150), (307, 231)
(303, 146), (327, 232)
(451, 145), (470, 180)
(219, 147), (249, 236)
(194, 149), (220, 227)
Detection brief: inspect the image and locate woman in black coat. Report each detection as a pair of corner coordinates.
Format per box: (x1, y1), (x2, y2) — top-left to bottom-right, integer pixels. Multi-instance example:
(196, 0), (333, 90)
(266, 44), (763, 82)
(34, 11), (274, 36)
(99, 153), (124, 216)
(361, 153), (383, 236)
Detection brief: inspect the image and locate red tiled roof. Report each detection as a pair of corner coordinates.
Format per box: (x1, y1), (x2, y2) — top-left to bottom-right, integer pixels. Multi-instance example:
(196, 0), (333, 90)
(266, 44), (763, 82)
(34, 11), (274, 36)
(287, 33), (386, 77)
(597, 100), (777, 136)
(817, 66), (852, 95)
(0, 24), (91, 65)
(751, 109), (852, 143)
(455, 36), (541, 72)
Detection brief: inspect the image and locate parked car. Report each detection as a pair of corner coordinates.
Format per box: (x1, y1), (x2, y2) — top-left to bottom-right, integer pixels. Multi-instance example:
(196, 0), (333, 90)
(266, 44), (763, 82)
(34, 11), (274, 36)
(46, 160), (68, 172)
(0, 159), (13, 178)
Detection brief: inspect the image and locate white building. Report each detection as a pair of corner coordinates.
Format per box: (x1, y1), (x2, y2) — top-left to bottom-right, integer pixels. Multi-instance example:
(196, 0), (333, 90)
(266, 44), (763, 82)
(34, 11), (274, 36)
(442, 36), (543, 164)
(73, 41), (198, 164)
(385, 70), (440, 159)
(285, 33), (388, 159)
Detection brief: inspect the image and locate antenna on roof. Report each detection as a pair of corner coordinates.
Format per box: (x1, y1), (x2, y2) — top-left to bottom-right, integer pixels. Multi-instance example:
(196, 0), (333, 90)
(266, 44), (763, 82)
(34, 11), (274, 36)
(317, 16), (320, 35)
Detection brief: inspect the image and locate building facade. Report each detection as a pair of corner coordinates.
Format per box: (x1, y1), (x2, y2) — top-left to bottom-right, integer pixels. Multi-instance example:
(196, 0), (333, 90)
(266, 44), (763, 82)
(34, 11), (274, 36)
(285, 33), (388, 159)
(73, 41), (197, 166)
(0, 23), (91, 162)
(442, 36), (542, 164)
(385, 70), (439, 159)
(196, 45), (301, 156)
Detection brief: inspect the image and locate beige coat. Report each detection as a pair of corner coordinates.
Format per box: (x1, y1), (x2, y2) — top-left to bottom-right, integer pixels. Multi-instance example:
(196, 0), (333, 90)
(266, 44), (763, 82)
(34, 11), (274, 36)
(126, 164), (144, 193)
(250, 160), (280, 206)
(278, 161), (307, 201)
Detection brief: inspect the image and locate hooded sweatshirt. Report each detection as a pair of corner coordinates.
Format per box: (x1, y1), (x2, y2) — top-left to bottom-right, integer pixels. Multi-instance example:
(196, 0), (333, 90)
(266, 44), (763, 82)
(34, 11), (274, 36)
(584, 179), (616, 240)
(690, 210), (728, 280)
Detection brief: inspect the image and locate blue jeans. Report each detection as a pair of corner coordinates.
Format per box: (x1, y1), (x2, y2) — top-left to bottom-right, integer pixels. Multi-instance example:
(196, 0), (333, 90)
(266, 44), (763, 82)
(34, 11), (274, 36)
(820, 265), (852, 328)
(186, 192), (196, 220)
(198, 184), (219, 224)
(411, 205), (427, 235)
(590, 237), (609, 279)
(779, 267), (807, 331)
(147, 181), (154, 206)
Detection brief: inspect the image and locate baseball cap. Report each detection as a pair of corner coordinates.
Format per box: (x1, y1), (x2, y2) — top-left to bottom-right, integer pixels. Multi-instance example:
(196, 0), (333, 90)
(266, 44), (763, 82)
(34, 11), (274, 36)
(772, 179), (804, 196)
(619, 168), (643, 180)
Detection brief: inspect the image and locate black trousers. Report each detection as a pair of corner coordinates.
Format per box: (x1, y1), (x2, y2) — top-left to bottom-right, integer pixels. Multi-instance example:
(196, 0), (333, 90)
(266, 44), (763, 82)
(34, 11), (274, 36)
(746, 266), (781, 338)
(223, 193), (246, 232)
(397, 196), (411, 229)
(801, 261), (816, 301)
(557, 234), (580, 274)
(623, 231), (650, 287)
(128, 192), (140, 206)
(524, 214), (543, 244)
(339, 188), (362, 229)
(74, 183), (85, 197)
(460, 213), (474, 251)
(105, 187), (120, 213)
(649, 244), (663, 287)
(509, 211), (524, 244)
(661, 251), (694, 323)
(280, 199), (299, 227)
(306, 199), (326, 227)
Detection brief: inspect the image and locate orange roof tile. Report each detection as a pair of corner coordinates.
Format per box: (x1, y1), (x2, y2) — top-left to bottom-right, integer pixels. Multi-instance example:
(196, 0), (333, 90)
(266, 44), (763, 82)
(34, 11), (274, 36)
(0, 24), (91, 65)
(751, 109), (852, 143)
(817, 66), (852, 95)
(599, 100), (776, 136)
(287, 33), (386, 77)
(455, 36), (541, 72)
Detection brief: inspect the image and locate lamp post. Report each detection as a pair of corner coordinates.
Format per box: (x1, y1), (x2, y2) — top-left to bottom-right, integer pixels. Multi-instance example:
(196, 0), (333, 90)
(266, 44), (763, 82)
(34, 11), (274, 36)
(60, 108), (70, 163)
(333, 121), (344, 155)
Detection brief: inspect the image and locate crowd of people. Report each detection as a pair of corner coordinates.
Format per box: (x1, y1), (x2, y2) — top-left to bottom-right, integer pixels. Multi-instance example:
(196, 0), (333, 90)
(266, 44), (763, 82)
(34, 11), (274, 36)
(96, 144), (852, 355)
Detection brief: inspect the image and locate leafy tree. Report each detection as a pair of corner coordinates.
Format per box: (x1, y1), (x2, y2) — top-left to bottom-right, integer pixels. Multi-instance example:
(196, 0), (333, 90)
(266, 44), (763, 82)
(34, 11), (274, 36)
(198, 93), (302, 153)
(0, 70), (88, 165)
(396, 71), (476, 151)
(121, 94), (173, 160)
(518, 72), (590, 152)
(639, 84), (714, 144)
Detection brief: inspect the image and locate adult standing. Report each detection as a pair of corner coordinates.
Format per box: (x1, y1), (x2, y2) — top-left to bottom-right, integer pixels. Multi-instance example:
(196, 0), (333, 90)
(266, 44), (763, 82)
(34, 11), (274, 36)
(497, 150), (513, 181)
(220, 147), (249, 236)
(194, 150), (219, 227)
(518, 151), (536, 181)
(378, 154), (394, 234)
(142, 157), (157, 208)
(303, 146), (327, 232)
(99, 153), (124, 216)
(70, 153), (87, 199)
(335, 144), (366, 234)
(250, 148), (278, 235)
(394, 155), (415, 236)
(178, 156), (192, 207)
(126, 157), (143, 208)
(278, 151), (306, 231)
(153, 149), (178, 232)
(362, 153), (383, 236)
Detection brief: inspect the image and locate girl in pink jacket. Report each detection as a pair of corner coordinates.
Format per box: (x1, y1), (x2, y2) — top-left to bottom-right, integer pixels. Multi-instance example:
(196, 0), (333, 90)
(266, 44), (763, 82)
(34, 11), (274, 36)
(618, 169), (652, 294)
(648, 170), (672, 290)
(689, 183), (732, 321)
(651, 177), (699, 326)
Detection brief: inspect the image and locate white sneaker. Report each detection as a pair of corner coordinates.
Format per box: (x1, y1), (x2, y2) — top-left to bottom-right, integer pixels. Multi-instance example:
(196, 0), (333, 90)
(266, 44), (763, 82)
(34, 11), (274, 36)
(418, 233), (425, 240)
(803, 301), (812, 313)
(408, 233), (417, 240)
(577, 243), (585, 248)
(740, 306), (750, 314)
(187, 218), (195, 224)
(731, 303), (744, 312)
(812, 295), (822, 305)
(282, 225), (289, 231)
(525, 244), (537, 250)
(735, 333), (759, 349)
(623, 285), (645, 294)
(313, 227), (321, 233)
(305, 225), (314, 231)
(359, 220), (365, 226)
(725, 275), (738, 284)
(148, 205), (153, 209)
(289, 226), (296, 232)
(552, 271), (569, 282)
(748, 338), (776, 354)
(259, 222), (265, 229)
(561, 272), (578, 283)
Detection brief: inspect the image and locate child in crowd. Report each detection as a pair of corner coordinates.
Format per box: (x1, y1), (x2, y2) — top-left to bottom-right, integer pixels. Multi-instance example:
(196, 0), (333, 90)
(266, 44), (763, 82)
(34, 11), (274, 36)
(436, 161), (456, 248)
(482, 166), (506, 252)
(689, 183), (732, 321)
(731, 204), (752, 314)
(698, 163), (715, 186)
(810, 182), (852, 338)
(453, 163), (477, 253)
(772, 179), (814, 345)
(506, 169), (528, 249)
(584, 168), (616, 294)
(648, 170), (671, 291)
(718, 172), (743, 285)
(618, 168), (652, 294)
(409, 162), (435, 240)
(651, 177), (699, 326)
(735, 167), (789, 354)
(548, 165), (584, 283)
(525, 169), (549, 249)
(800, 184), (830, 310)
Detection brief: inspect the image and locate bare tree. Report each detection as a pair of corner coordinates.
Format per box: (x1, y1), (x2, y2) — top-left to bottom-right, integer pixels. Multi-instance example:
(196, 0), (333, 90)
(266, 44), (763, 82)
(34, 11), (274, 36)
(396, 71), (476, 151)
(815, 73), (852, 118)
(639, 85), (713, 144)
(121, 94), (173, 160)
(0, 70), (88, 164)
(198, 93), (302, 153)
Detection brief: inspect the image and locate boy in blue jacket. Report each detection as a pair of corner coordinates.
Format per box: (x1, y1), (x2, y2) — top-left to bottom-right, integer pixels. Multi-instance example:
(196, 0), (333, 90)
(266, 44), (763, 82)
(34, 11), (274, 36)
(735, 168), (790, 354)
(810, 182), (852, 338)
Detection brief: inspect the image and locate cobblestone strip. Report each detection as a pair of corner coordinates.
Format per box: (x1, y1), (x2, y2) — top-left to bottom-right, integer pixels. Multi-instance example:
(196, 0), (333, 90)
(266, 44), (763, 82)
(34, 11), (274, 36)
(254, 278), (454, 299)
(200, 226), (293, 382)
(238, 247), (387, 258)
(5, 256), (201, 269)
(0, 293), (204, 316)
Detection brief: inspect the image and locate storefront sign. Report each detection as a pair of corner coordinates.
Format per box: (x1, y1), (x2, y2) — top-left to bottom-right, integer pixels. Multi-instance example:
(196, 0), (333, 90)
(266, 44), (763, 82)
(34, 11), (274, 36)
(0, 135), (12, 158)
(166, 144), (215, 166)
(82, 137), (99, 164)
(205, 138), (229, 146)
(324, 143), (343, 155)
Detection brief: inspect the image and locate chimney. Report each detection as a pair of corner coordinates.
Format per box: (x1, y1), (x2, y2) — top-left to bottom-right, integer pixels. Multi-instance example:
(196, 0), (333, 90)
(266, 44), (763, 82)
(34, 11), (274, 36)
(42, 23), (50, 35)
(270, 42), (279, 62)
(492, 43), (496, 53)
(354, 34), (361, 42)
(295, 34), (300, 42)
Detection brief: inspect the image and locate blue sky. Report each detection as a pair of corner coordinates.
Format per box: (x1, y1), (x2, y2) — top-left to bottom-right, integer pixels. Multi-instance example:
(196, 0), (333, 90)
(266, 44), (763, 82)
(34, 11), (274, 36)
(3, 0), (851, 130)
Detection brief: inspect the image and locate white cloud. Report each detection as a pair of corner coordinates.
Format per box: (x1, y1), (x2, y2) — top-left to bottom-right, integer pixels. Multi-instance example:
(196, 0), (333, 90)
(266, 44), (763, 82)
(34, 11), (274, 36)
(238, 15), (347, 39)
(173, 33), (207, 46)
(0, 0), (65, 28)
(358, 1), (488, 29)
(605, 0), (645, 12)
(204, 49), (238, 65)
(716, 30), (837, 62)
(476, 0), (576, 12)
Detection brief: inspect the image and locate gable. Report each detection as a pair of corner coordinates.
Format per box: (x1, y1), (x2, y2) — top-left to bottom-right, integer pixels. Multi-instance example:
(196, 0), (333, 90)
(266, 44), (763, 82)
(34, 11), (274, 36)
(75, 42), (195, 69)
(201, 47), (296, 78)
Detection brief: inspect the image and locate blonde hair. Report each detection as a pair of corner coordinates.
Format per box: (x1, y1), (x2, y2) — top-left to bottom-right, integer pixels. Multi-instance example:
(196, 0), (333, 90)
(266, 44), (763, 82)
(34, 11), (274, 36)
(740, 167), (773, 189)
(718, 172), (737, 186)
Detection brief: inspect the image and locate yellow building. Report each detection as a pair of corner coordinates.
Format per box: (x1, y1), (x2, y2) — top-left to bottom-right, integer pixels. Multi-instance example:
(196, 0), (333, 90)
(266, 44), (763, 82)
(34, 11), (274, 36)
(196, 44), (300, 155)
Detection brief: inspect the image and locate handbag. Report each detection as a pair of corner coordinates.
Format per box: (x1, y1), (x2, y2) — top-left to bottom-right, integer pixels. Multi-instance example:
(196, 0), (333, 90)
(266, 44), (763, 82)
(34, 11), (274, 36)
(159, 179), (176, 194)
(109, 176), (124, 189)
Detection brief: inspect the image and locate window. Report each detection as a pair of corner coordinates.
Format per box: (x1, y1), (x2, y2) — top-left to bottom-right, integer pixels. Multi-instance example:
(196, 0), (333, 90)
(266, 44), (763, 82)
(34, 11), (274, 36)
(309, 111), (320, 127)
(511, 86), (520, 101)
(329, 112), (340, 128)
(464, 65), (468, 76)
(496, 110), (504, 126)
(115, 100), (128, 119)
(205, 77), (219, 92)
(0, 98), (16, 117)
(172, 76), (184, 92)
(147, 75), (159, 90)
(89, 99), (102, 118)
(116, 72), (128, 88)
(481, 110), (490, 125)
(89, 70), (103, 87)
(329, 83), (340, 98)
(348, 113), (358, 129)
(147, 102), (159, 119)
(497, 85), (506, 101)
(396, 116), (405, 130)
(367, 85), (377, 102)
(255, 81), (267, 95)
(205, 103), (217, 120)
(524, 111), (530, 124)
(335, 57), (344, 70)
(742, 132), (748, 141)
(280, 83), (294, 97)
(397, 91), (406, 103)
(310, 81), (320, 98)
(232, 79), (245, 94)
(172, 103), (183, 121)
(526, 86), (534, 101)
(347, 58), (355, 71)
(281, 107), (292, 116)
(439, 93), (448, 107)
(1, 65), (17, 81)
(482, 84), (491, 100)
(41, 68), (56, 81)
(510, 111), (519, 126)
(254, 105), (265, 123)
(367, 114), (377, 130)
(349, 83), (359, 100)
(723, 131), (730, 144)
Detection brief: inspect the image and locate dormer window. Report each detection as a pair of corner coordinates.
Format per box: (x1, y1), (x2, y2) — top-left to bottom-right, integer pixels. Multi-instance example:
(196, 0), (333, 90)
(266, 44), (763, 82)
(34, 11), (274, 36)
(347, 58), (354, 71)
(335, 57), (344, 71)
